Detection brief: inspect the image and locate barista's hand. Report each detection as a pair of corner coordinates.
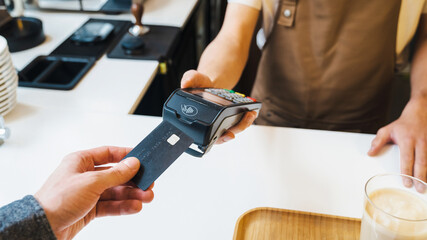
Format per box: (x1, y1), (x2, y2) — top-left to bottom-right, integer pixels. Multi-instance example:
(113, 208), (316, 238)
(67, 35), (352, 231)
(368, 98), (427, 188)
(181, 70), (258, 144)
(34, 146), (154, 240)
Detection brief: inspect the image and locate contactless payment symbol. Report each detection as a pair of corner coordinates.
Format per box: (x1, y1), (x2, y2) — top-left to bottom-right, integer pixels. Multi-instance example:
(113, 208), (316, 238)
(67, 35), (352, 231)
(181, 104), (198, 116)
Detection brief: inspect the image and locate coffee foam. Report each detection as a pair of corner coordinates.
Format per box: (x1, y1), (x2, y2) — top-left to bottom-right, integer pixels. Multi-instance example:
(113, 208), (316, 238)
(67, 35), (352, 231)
(361, 188), (427, 239)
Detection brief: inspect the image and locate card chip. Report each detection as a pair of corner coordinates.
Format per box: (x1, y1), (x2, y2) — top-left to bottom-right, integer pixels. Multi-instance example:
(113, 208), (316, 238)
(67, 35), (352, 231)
(167, 134), (180, 145)
(125, 121), (193, 190)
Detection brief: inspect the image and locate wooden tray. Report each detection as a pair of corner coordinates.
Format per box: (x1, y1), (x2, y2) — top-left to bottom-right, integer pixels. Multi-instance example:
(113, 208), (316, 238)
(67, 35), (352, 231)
(233, 207), (361, 240)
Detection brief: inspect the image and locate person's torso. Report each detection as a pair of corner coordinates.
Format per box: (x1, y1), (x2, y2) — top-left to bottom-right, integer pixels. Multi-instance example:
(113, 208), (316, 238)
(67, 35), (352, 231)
(257, 0), (424, 56)
(252, 0), (402, 133)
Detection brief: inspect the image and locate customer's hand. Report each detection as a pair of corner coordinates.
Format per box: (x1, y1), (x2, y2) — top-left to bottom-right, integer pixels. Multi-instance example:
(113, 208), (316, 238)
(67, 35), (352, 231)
(368, 98), (427, 189)
(34, 146), (154, 240)
(181, 70), (258, 144)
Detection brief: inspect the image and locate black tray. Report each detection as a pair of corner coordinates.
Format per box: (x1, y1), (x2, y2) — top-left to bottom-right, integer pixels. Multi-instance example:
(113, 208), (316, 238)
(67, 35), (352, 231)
(17, 18), (128, 90)
(50, 19), (132, 60)
(107, 25), (181, 61)
(100, 0), (132, 14)
(18, 55), (95, 90)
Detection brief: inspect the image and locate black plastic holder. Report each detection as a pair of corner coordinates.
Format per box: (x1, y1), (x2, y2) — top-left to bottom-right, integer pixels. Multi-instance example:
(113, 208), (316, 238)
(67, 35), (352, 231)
(18, 55), (95, 90)
(18, 18), (129, 90)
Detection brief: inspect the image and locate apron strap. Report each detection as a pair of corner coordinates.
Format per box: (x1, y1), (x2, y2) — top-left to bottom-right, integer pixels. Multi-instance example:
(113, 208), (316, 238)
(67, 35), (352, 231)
(278, 0), (297, 27)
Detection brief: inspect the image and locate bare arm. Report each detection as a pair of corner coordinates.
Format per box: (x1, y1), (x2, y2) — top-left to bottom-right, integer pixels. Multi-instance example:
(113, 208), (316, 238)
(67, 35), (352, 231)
(181, 3), (259, 89)
(369, 14), (427, 188)
(410, 14), (427, 100)
(180, 3), (260, 144)
(197, 3), (259, 89)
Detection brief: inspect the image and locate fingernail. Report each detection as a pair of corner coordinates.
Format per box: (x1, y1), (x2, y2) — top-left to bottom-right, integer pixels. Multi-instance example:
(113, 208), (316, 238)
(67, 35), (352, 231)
(403, 178), (413, 188)
(251, 111), (258, 118)
(415, 182), (426, 193)
(223, 136), (234, 142)
(123, 157), (139, 169)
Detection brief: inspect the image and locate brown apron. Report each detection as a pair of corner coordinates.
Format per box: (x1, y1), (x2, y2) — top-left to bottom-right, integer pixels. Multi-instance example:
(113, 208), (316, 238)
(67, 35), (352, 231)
(252, 0), (402, 133)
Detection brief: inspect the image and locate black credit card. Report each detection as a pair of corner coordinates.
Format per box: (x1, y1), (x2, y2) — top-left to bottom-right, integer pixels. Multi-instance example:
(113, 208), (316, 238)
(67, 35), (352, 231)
(125, 121), (194, 190)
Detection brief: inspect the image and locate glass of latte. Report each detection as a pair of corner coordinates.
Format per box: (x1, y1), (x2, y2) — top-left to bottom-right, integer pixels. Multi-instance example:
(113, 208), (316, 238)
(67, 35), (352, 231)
(360, 174), (427, 240)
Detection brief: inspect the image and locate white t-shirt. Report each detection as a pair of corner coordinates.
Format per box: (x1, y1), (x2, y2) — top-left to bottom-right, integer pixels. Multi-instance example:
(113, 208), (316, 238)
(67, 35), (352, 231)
(228, 0), (427, 55)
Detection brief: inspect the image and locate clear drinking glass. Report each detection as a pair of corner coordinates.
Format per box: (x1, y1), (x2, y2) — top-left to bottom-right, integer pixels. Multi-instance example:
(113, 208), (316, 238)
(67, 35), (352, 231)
(360, 174), (427, 240)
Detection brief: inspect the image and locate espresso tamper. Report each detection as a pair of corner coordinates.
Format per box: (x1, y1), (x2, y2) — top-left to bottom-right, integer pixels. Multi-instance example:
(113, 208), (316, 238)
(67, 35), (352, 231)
(128, 1), (150, 37)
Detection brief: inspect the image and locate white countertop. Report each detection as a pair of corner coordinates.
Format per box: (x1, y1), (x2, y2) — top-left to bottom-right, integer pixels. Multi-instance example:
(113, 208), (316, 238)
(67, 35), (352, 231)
(10, 0), (198, 115)
(0, 106), (400, 239)
(14, 0), (199, 69)
(33, 0), (199, 28)
(11, 12), (160, 115)
(16, 57), (158, 115)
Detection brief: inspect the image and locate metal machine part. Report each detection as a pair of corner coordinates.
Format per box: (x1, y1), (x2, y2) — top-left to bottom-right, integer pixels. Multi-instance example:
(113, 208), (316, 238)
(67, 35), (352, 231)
(0, 116), (10, 144)
(128, 1), (149, 37)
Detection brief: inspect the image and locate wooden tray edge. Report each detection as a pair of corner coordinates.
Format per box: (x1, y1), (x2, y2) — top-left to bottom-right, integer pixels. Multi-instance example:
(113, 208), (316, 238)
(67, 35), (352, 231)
(232, 207), (361, 240)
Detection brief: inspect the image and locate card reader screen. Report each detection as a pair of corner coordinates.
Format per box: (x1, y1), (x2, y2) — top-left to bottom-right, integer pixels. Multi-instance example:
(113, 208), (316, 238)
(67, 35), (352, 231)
(186, 89), (233, 106)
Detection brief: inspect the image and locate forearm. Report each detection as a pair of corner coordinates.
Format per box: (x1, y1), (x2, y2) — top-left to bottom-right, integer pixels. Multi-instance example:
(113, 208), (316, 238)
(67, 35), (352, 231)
(198, 35), (251, 89)
(197, 3), (259, 89)
(410, 14), (427, 101)
(0, 195), (56, 240)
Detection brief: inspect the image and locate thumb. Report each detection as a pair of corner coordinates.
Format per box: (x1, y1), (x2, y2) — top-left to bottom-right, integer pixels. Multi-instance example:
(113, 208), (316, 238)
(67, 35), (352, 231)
(181, 70), (213, 88)
(368, 127), (392, 156)
(97, 157), (140, 190)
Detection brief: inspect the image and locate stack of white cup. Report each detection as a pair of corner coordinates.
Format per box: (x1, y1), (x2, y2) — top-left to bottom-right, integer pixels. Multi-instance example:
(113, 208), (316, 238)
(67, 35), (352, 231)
(0, 36), (18, 117)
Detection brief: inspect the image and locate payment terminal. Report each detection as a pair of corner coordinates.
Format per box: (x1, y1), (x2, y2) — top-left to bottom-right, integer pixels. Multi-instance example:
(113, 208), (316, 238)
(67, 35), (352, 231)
(124, 88), (262, 190)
